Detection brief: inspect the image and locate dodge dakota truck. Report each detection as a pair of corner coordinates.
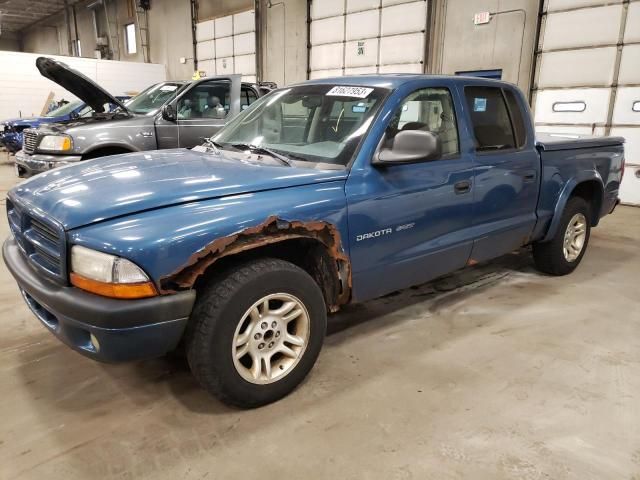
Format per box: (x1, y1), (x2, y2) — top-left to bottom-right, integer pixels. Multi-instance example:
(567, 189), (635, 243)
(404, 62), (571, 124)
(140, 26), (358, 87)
(3, 75), (624, 407)
(14, 57), (271, 177)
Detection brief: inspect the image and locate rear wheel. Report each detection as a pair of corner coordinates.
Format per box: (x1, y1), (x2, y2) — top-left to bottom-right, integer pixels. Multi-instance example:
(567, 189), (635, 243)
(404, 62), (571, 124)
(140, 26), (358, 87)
(185, 258), (326, 408)
(532, 196), (591, 275)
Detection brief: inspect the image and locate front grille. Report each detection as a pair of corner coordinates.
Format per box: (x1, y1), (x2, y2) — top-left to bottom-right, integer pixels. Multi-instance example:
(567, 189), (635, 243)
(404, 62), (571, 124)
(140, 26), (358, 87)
(6, 198), (67, 283)
(22, 130), (38, 153)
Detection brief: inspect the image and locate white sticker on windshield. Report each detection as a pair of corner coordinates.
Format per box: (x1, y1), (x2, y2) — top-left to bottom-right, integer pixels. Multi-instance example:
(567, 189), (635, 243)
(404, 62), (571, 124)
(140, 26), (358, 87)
(160, 85), (178, 92)
(326, 86), (373, 98)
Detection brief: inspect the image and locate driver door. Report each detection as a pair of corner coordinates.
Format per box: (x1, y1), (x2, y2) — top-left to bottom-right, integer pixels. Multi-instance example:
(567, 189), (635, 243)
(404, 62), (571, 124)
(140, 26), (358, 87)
(345, 86), (475, 302)
(175, 76), (243, 148)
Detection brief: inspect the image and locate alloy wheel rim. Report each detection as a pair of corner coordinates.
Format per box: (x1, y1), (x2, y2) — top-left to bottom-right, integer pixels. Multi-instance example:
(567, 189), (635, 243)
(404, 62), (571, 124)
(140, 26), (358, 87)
(563, 213), (587, 262)
(232, 293), (310, 385)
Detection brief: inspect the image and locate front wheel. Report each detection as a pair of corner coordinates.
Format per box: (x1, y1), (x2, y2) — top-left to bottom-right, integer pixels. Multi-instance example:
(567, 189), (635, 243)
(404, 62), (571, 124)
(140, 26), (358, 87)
(185, 258), (327, 408)
(532, 196), (591, 275)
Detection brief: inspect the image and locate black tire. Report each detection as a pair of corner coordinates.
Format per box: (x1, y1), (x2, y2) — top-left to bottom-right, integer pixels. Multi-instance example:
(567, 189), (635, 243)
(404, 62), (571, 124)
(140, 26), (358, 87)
(532, 196), (592, 276)
(185, 258), (327, 408)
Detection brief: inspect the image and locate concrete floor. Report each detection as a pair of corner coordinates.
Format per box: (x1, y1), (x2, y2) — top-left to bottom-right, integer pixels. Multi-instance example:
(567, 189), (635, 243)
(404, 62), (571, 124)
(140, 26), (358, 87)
(0, 154), (639, 479)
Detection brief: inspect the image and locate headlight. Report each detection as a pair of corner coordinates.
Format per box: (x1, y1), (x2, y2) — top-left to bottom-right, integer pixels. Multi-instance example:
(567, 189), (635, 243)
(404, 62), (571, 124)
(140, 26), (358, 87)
(38, 135), (73, 152)
(70, 245), (157, 299)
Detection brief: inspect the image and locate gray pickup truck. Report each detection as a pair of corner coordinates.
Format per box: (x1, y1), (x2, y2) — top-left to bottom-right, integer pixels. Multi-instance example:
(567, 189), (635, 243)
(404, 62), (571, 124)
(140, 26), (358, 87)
(15, 57), (270, 177)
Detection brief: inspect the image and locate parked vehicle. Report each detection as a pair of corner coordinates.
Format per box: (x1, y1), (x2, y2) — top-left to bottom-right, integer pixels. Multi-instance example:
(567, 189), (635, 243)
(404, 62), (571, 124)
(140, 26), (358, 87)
(0, 96), (130, 153)
(14, 57), (272, 177)
(3, 75), (624, 407)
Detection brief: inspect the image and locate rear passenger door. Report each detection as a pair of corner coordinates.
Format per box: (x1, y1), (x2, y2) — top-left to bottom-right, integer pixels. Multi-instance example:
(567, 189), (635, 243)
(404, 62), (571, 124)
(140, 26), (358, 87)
(463, 85), (539, 262)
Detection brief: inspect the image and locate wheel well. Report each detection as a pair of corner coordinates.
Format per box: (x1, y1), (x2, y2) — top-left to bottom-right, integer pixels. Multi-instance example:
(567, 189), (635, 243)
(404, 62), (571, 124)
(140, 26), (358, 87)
(193, 238), (345, 312)
(570, 180), (603, 226)
(82, 146), (132, 160)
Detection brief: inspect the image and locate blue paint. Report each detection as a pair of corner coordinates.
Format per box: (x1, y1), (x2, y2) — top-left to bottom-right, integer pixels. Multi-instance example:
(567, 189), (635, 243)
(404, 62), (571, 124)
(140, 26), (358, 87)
(3, 75), (625, 362)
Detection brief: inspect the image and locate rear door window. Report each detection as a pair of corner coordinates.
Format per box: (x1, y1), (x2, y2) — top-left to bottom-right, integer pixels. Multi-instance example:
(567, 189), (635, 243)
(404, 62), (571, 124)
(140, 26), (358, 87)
(464, 86), (516, 152)
(504, 89), (527, 148)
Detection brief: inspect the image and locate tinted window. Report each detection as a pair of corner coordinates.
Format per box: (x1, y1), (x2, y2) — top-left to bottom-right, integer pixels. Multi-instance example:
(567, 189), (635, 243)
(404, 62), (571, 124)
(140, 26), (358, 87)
(464, 86), (516, 151)
(177, 81), (231, 119)
(504, 89), (527, 148)
(241, 87), (258, 110)
(387, 87), (459, 157)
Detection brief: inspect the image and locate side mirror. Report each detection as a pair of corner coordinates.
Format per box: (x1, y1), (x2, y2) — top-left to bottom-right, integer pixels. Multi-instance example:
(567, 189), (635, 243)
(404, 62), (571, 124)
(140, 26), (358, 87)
(374, 130), (442, 165)
(162, 104), (176, 122)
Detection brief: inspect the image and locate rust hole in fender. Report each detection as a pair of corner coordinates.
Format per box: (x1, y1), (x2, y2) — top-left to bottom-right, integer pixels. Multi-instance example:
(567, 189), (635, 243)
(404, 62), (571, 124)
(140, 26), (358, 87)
(159, 216), (352, 311)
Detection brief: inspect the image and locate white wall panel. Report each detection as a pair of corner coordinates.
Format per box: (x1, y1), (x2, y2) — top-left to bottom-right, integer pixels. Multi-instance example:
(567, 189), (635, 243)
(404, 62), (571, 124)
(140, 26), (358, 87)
(196, 20), (215, 42)
(311, 0), (344, 19)
(346, 10), (380, 40)
(310, 43), (344, 70)
(215, 36), (234, 58)
(538, 47), (617, 88)
(309, 68), (344, 79)
(233, 10), (255, 35)
(381, 1), (427, 36)
(198, 59), (216, 76)
(546, 0), (622, 12)
(534, 88), (611, 125)
(310, 16), (345, 45)
(617, 45), (640, 85)
(216, 57), (234, 75)
(379, 32), (424, 66)
(345, 65), (379, 75)
(0, 51), (166, 119)
(214, 15), (233, 39)
(535, 125), (606, 136)
(542, 5), (622, 50)
(234, 54), (256, 75)
(619, 165), (640, 205)
(345, 38), (379, 67)
(196, 40), (215, 61)
(382, 0), (421, 5)
(624, 2), (640, 43)
(379, 63), (423, 73)
(611, 127), (640, 164)
(612, 87), (640, 125)
(234, 32), (256, 56)
(347, 0), (380, 13)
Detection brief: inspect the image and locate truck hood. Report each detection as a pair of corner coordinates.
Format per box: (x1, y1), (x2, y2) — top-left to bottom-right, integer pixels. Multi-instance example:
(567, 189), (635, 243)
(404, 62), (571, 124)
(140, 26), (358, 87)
(11, 148), (348, 230)
(36, 57), (127, 114)
(2, 117), (54, 127)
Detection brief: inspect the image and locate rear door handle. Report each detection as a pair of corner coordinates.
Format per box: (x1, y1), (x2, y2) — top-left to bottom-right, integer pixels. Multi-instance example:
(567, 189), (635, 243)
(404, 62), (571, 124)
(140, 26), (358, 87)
(454, 180), (472, 194)
(522, 171), (537, 182)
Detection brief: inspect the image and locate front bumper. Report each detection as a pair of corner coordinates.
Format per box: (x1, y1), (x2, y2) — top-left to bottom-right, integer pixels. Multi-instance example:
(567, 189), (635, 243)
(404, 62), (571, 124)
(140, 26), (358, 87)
(14, 150), (82, 178)
(3, 237), (196, 362)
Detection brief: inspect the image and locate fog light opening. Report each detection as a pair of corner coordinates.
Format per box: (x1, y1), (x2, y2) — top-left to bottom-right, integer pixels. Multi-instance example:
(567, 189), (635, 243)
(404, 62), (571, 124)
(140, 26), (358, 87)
(90, 333), (101, 352)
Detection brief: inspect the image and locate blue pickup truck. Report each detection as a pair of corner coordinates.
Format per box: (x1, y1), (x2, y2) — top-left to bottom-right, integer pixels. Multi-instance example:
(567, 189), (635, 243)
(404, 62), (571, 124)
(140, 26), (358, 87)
(3, 75), (624, 407)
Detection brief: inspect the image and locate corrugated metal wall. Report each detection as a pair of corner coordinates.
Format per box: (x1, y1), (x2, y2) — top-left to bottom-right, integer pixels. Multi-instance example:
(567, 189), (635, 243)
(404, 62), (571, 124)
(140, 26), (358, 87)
(532, 0), (640, 205)
(195, 9), (257, 82)
(308, 0), (429, 79)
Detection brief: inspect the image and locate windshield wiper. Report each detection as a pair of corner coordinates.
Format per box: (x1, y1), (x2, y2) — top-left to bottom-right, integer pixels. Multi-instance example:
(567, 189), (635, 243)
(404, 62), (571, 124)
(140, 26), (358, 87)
(201, 137), (222, 154)
(231, 143), (293, 167)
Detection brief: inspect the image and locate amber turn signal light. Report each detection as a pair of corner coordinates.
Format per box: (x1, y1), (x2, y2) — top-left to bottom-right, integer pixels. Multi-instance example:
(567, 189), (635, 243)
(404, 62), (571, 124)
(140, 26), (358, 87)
(70, 272), (158, 299)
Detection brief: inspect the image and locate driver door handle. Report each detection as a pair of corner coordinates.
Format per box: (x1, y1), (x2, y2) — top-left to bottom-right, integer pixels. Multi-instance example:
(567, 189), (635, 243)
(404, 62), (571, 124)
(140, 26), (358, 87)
(454, 180), (472, 194)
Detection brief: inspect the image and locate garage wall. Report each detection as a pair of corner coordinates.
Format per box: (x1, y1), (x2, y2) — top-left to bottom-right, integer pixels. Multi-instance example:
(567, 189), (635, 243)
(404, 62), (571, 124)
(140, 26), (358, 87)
(195, 9), (257, 82)
(0, 51), (166, 119)
(532, 0), (640, 205)
(259, 0), (308, 87)
(309, 0), (429, 79)
(433, 0), (540, 93)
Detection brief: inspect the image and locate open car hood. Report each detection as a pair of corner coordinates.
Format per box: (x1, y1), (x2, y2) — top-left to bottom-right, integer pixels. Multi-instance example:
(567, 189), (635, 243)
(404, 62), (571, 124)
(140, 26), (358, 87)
(36, 57), (127, 113)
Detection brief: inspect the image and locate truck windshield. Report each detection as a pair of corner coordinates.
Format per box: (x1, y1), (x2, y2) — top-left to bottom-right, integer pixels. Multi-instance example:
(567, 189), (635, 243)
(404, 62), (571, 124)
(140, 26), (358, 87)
(126, 82), (185, 115)
(43, 100), (84, 117)
(213, 84), (388, 166)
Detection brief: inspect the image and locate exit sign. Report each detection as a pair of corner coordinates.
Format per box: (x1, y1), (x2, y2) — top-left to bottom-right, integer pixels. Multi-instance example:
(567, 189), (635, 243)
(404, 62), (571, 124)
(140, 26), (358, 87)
(474, 12), (491, 25)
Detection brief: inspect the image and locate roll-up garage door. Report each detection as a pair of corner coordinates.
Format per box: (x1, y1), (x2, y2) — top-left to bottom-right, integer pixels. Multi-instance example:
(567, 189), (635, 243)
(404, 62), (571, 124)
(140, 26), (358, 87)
(309, 0), (428, 79)
(532, 0), (640, 205)
(195, 10), (256, 83)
